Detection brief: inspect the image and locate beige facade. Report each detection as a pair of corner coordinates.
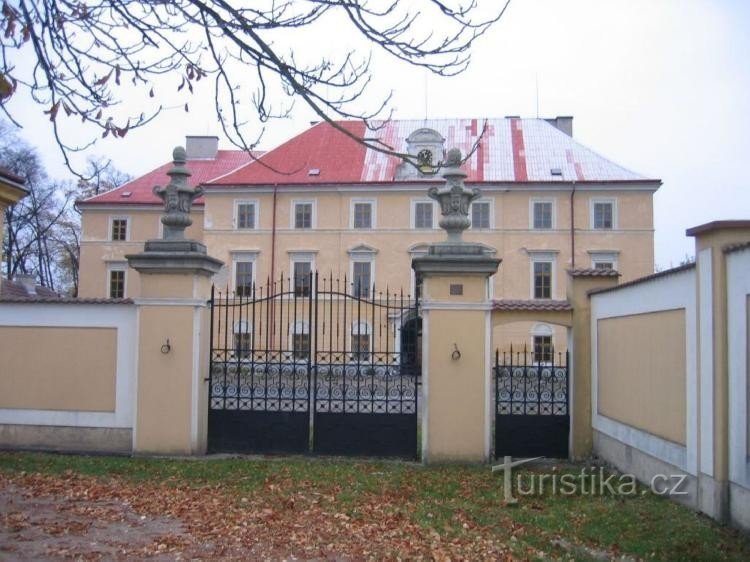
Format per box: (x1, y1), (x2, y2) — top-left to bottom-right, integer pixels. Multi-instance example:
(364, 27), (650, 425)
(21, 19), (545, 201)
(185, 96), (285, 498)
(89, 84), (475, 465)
(597, 309), (687, 445)
(0, 326), (118, 412)
(80, 185), (656, 354)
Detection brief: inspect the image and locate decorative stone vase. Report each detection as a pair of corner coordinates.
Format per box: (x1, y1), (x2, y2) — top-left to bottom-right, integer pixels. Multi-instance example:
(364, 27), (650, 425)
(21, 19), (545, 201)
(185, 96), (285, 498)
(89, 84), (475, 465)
(428, 148), (481, 245)
(152, 146), (203, 240)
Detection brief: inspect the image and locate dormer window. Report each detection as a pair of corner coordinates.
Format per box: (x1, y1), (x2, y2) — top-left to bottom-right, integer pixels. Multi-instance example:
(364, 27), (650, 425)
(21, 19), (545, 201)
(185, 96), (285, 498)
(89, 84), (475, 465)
(395, 127), (445, 180)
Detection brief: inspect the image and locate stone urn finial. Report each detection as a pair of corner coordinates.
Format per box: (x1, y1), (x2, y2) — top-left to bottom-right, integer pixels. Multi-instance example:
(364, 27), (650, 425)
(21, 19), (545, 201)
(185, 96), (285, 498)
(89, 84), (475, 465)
(152, 146), (203, 240)
(427, 148), (481, 244)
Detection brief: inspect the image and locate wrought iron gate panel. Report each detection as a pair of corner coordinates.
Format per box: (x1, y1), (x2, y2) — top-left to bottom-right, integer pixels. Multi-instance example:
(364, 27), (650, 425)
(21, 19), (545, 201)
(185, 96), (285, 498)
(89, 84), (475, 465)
(494, 346), (569, 459)
(208, 273), (420, 458)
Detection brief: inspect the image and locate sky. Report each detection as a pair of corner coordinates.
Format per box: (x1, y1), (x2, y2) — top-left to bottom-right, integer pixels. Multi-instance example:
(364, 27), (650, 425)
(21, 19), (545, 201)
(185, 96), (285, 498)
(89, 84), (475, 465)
(7, 0), (750, 270)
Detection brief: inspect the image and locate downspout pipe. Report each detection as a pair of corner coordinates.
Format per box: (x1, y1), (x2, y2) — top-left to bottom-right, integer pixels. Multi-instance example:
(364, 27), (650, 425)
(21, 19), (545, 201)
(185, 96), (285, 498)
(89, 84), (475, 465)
(570, 180), (576, 269)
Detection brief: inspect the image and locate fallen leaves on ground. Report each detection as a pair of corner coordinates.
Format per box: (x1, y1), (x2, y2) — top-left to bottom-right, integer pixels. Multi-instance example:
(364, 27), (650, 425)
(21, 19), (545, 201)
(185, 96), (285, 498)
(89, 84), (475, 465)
(0, 471), (517, 560)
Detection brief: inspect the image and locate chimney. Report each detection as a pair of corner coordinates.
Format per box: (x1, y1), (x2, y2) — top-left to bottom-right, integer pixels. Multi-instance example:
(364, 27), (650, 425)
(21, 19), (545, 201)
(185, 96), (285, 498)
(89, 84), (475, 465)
(185, 135), (219, 159)
(545, 116), (573, 137)
(15, 273), (37, 295)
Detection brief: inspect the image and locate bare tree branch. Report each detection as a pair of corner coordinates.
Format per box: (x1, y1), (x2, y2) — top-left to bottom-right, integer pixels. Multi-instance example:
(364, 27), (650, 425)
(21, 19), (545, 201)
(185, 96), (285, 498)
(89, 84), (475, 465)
(0, 0), (509, 175)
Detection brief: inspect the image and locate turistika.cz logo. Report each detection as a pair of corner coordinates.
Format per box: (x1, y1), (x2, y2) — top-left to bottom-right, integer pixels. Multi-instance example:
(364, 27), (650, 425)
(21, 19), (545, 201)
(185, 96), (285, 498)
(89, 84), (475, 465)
(492, 456), (688, 503)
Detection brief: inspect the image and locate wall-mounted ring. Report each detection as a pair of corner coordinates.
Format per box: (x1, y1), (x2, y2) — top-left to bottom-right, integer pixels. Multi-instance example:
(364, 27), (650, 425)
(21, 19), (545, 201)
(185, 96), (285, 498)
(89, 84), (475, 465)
(161, 339), (171, 354)
(451, 343), (461, 361)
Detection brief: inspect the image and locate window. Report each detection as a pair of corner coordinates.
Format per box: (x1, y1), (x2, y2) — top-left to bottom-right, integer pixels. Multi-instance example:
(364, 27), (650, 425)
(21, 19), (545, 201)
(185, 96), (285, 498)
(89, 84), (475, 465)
(352, 261), (371, 298)
(471, 201), (491, 229)
(109, 268), (125, 298)
(413, 201), (434, 229)
(293, 201), (314, 229)
(533, 261), (552, 299)
(351, 322), (371, 361)
(594, 261), (614, 270)
(291, 322), (309, 360)
(533, 335), (553, 363)
(590, 251), (618, 271)
(352, 201), (373, 229)
(235, 261), (254, 297)
(293, 260), (312, 296)
(235, 201), (256, 229)
(532, 200), (553, 230)
(592, 200), (615, 229)
(234, 321), (251, 359)
(111, 217), (128, 241)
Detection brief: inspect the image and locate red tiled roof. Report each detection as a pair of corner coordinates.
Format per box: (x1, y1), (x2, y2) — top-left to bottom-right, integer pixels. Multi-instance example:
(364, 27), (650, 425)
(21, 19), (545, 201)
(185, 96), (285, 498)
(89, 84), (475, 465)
(209, 118), (657, 187)
(80, 150), (262, 206)
(210, 121), (368, 186)
(493, 299), (573, 312)
(568, 268), (621, 278)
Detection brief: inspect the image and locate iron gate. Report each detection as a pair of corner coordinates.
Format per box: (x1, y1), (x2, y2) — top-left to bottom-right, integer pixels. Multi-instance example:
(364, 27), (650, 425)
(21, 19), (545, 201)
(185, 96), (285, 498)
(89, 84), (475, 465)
(494, 346), (569, 459)
(207, 272), (420, 458)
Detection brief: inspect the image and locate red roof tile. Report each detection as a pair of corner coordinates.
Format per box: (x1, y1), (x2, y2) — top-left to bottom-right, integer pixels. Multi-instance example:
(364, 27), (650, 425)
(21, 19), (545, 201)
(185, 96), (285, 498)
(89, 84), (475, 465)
(209, 118), (656, 187)
(568, 268), (621, 278)
(210, 121), (368, 186)
(493, 299), (573, 312)
(80, 150), (262, 206)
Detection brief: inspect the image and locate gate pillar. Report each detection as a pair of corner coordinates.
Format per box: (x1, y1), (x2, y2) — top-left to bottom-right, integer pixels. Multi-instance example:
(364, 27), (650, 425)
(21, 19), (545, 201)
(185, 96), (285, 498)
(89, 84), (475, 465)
(126, 147), (222, 455)
(412, 148), (500, 463)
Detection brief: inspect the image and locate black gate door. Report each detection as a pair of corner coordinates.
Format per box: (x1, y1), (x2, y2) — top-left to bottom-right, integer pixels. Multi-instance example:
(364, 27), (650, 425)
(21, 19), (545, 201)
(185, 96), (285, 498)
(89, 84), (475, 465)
(207, 280), (312, 454)
(207, 273), (420, 459)
(494, 346), (569, 459)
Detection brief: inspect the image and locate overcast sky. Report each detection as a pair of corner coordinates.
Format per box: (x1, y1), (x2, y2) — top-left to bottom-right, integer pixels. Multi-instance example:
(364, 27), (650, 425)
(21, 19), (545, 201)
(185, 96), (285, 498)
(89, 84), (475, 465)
(8, 0), (750, 270)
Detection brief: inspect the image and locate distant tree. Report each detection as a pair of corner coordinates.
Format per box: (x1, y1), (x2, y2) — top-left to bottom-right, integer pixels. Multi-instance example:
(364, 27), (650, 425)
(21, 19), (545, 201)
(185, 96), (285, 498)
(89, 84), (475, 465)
(0, 1), (508, 173)
(76, 155), (133, 199)
(1, 124), (130, 295)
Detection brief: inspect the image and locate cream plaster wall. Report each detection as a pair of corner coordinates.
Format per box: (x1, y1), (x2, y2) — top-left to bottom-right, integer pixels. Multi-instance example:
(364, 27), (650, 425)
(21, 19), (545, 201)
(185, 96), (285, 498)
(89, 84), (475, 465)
(597, 310), (687, 445)
(0, 326), (117, 412)
(78, 207), (204, 298)
(79, 187), (655, 301)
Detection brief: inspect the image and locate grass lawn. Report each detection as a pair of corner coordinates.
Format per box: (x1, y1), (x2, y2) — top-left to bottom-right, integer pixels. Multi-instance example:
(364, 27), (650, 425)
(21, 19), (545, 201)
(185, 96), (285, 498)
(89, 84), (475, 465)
(1, 452), (748, 560)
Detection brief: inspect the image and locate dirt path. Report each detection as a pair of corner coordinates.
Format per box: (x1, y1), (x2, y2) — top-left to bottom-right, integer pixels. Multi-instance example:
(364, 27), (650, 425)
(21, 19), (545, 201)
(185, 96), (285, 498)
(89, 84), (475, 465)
(0, 475), (267, 560)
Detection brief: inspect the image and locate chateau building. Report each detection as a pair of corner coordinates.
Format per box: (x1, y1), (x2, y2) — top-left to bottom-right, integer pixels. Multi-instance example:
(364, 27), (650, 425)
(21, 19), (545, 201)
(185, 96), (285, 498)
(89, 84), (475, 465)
(77, 117), (660, 350)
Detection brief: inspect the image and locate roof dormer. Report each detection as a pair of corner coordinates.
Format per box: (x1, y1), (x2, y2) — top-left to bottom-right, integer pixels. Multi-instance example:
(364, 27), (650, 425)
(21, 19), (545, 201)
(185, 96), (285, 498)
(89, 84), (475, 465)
(395, 127), (445, 180)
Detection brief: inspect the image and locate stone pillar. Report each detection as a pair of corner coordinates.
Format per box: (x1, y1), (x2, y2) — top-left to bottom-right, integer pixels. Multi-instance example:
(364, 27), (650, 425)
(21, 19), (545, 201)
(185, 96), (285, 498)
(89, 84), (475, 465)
(566, 269), (619, 459)
(413, 149), (500, 463)
(686, 220), (750, 521)
(127, 147), (222, 455)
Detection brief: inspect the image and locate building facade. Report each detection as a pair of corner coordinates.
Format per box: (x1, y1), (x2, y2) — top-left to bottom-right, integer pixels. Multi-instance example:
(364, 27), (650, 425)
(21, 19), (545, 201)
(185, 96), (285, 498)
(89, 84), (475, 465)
(78, 117), (660, 350)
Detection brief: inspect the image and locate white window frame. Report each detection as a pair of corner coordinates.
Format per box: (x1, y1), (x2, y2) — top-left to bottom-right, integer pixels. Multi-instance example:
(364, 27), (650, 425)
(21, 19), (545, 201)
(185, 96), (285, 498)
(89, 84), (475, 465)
(288, 251), (316, 296)
(470, 199), (494, 229)
(291, 199), (317, 229)
(232, 320), (253, 359)
(530, 323), (555, 364)
(106, 262), (127, 298)
(410, 199), (437, 230)
(234, 199), (259, 230)
(349, 246), (376, 297)
(109, 215), (130, 241)
(289, 320), (310, 360)
(589, 250), (619, 270)
(408, 243), (430, 299)
(350, 198), (377, 230)
(349, 320), (372, 360)
(231, 251), (258, 295)
(529, 198), (555, 230)
(590, 197), (617, 230)
(528, 251), (557, 300)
